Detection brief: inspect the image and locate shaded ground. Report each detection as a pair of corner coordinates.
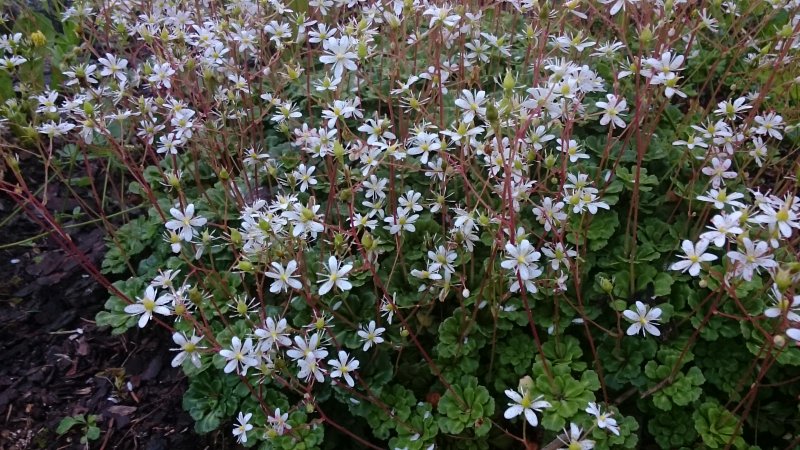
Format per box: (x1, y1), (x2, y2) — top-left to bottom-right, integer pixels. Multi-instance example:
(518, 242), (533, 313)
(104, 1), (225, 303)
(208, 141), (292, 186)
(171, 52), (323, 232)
(0, 165), (235, 449)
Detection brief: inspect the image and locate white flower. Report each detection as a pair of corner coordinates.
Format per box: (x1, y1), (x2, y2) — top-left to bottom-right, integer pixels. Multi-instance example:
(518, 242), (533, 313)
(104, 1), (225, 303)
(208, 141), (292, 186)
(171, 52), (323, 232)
(623, 301), (663, 337)
(286, 332), (328, 362)
(501, 239), (542, 281)
(595, 94), (627, 129)
(557, 422), (595, 450)
(585, 402), (619, 436)
(701, 157), (737, 189)
(599, 0), (635, 16)
(428, 245), (457, 276)
(410, 266), (443, 282)
(165, 204), (207, 242)
(293, 164), (318, 192)
(265, 260), (303, 293)
(357, 320), (385, 351)
(559, 138), (590, 163)
(714, 97), (751, 120)
(696, 188), (746, 210)
(219, 336), (258, 375)
(232, 412), (253, 444)
(753, 112), (783, 140)
(752, 198), (799, 238)
(319, 36), (357, 78)
(764, 287), (800, 322)
(297, 357), (326, 383)
(170, 332), (204, 368)
(124, 285), (171, 328)
(254, 317), (292, 350)
(670, 239), (717, 277)
(268, 408), (292, 435)
(454, 89), (487, 123)
(317, 256), (353, 296)
(700, 212), (743, 247)
(726, 238), (777, 281)
(384, 207), (419, 235)
(503, 388), (551, 427)
(282, 203), (325, 239)
(328, 350), (360, 387)
(98, 53), (128, 82)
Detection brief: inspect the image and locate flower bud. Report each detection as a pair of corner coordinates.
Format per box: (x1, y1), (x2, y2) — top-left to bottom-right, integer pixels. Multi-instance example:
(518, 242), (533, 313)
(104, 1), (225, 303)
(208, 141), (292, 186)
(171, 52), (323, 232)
(338, 188), (353, 202)
(4, 153), (20, 173)
(486, 102), (499, 129)
(230, 228), (242, 246)
(518, 375), (534, 394)
(30, 30), (46, 47)
(502, 70), (516, 94)
(333, 140), (346, 160)
(600, 276), (614, 294)
(775, 267), (794, 291)
(189, 287), (203, 304)
(539, 1), (550, 18)
(778, 24), (793, 39)
(237, 260), (254, 272)
(358, 42), (368, 60)
(361, 232), (374, 249)
(82, 101), (94, 116)
(544, 153), (556, 169)
(639, 26), (653, 47)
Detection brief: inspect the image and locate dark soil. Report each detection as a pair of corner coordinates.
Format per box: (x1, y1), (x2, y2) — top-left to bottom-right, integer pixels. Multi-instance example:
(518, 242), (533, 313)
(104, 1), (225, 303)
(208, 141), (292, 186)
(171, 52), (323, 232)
(0, 160), (236, 449)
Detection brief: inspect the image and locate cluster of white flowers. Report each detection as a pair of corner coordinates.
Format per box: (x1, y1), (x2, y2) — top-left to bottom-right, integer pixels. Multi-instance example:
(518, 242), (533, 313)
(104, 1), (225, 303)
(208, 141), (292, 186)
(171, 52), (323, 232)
(665, 94), (800, 341)
(7, 0), (800, 445)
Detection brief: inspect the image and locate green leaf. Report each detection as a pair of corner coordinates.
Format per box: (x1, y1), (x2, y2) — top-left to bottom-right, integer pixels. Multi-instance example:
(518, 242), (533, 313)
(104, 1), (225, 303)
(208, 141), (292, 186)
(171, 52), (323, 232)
(437, 376), (494, 436)
(56, 416), (82, 435)
(86, 426), (101, 441)
(586, 210), (619, 251)
(652, 273), (673, 297)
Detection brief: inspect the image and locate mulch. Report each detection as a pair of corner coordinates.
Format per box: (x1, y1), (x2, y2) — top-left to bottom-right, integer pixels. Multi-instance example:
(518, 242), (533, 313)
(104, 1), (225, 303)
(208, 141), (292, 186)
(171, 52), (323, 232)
(0, 163), (236, 449)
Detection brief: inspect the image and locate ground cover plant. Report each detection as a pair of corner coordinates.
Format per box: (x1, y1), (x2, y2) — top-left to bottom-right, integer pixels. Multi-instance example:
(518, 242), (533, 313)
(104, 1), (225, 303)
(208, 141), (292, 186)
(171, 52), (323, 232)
(2, 0), (800, 448)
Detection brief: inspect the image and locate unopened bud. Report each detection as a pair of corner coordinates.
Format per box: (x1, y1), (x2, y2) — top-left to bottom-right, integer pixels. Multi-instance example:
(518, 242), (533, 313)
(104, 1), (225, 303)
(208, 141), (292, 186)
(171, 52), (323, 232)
(4, 153), (19, 172)
(333, 141), (346, 160)
(600, 276), (614, 294)
(30, 30), (46, 47)
(775, 267), (794, 291)
(502, 70), (516, 94)
(639, 26), (653, 47)
(486, 102), (499, 129)
(189, 287), (203, 304)
(362, 232), (374, 249)
(544, 154), (556, 169)
(338, 188), (353, 202)
(230, 228), (242, 246)
(518, 375), (534, 394)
